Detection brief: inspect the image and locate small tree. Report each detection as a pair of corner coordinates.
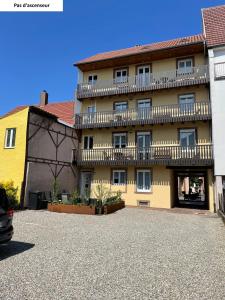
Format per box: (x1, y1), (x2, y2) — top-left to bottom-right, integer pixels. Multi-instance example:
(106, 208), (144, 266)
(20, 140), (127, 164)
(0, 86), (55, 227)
(52, 179), (60, 203)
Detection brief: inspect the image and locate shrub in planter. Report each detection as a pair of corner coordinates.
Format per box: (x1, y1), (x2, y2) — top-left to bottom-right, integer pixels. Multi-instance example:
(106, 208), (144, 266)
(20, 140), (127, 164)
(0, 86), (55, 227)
(0, 180), (19, 209)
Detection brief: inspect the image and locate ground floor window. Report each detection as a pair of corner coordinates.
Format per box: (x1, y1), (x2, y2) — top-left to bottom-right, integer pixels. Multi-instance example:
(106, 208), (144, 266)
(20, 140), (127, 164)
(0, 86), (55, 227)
(112, 170), (126, 185)
(136, 169), (151, 192)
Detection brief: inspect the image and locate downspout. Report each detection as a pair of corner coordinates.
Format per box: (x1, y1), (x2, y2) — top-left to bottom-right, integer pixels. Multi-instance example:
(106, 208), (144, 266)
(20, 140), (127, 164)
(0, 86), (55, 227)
(20, 107), (30, 209)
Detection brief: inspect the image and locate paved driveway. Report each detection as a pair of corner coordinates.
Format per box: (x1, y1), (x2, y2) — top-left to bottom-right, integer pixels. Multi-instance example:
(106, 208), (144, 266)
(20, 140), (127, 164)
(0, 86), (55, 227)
(0, 208), (225, 300)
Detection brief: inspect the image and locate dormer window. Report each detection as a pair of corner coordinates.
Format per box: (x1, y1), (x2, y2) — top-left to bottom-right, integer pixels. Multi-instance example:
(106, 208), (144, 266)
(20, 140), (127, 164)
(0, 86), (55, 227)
(88, 75), (97, 85)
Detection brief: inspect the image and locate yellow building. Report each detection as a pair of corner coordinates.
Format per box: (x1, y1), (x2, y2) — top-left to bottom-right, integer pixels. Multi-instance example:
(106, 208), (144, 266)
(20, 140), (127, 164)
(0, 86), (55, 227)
(0, 96), (77, 207)
(74, 34), (214, 211)
(0, 106), (29, 202)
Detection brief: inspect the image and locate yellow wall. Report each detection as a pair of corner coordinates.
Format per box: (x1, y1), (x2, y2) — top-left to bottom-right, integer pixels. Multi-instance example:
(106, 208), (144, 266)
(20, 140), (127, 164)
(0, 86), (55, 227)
(79, 52), (214, 211)
(82, 53), (206, 83)
(81, 86), (209, 113)
(0, 108), (29, 201)
(91, 165), (172, 208)
(81, 122), (211, 149)
(89, 166), (214, 210)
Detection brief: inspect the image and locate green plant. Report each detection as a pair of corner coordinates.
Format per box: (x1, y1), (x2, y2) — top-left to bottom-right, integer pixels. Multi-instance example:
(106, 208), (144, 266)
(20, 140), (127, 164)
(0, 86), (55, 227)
(70, 189), (80, 205)
(52, 179), (60, 203)
(94, 184), (111, 206)
(115, 190), (122, 203)
(0, 180), (19, 209)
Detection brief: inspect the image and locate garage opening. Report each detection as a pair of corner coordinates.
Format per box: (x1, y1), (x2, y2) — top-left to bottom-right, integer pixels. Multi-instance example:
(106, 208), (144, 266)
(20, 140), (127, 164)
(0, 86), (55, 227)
(175, 171), (208, 209)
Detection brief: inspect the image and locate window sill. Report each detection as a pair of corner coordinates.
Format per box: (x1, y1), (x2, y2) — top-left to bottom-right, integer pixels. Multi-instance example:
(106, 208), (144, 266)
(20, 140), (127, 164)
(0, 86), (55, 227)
(4, 147), (15, 149)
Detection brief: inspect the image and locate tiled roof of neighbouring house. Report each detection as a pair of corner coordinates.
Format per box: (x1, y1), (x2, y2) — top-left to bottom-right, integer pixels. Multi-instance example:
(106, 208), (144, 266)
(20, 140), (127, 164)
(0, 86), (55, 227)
(39, 101), (75, 126)
(202, 5), (225, 48)
(0, 105), (29, 119)
(75, 34), (204, 65)
(1, 102), (75, 126)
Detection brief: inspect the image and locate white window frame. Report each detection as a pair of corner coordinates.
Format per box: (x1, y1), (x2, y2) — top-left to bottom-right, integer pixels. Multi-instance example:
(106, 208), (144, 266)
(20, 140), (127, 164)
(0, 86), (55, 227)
(114, 102), (128, 111)
(177, 58), (193, 74)
(136, 169), (152, 193)
(214, 62), (225, 80)
(112, 170), (126, 185)
(83, 136), (93, 150)
(114, 68), (128, 84)
(137, 65), (150, 75)
(87, 106), (96, 113)
(88, 74), (98, 85)
(5, 128), (16, 149)
(179, 94), (195, 112)
(137, 99), (151, 109)
(179, 129), (196, 147)
(136, 132), (151, 148)
(113, 133), (127, 148)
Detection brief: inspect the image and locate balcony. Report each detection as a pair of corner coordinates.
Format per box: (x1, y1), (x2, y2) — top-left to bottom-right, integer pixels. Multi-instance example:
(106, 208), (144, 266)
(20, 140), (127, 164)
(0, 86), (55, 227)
(74, 145), (213, 167)
(74, 102), (211, 129)
(77, 65), (209, 99)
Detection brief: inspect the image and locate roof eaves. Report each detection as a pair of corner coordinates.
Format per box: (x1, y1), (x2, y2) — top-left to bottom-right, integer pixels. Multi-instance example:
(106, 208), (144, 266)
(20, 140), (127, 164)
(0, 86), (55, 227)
(75, 38), (204, 67)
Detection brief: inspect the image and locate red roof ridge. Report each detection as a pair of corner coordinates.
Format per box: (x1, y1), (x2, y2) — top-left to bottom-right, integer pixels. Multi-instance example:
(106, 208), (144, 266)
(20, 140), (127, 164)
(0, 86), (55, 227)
(75, 34), (204, 65)
(1, 105), (29, 119)
(202, 4), (225, 11)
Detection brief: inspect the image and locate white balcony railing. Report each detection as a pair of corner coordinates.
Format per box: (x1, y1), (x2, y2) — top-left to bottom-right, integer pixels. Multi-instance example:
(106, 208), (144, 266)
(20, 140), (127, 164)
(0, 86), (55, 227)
(73, 145), (213, 166)
(74, 102), (211, 129)
(77, 65), (209, 99)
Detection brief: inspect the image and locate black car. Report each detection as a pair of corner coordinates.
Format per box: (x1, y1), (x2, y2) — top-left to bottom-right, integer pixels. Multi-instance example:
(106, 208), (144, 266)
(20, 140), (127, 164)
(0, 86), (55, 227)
(0, 188), (14, 244)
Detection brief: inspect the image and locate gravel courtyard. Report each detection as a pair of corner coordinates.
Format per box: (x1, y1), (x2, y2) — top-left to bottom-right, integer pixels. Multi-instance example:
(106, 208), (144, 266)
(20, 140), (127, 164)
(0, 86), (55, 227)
(0, 208), (225, 300)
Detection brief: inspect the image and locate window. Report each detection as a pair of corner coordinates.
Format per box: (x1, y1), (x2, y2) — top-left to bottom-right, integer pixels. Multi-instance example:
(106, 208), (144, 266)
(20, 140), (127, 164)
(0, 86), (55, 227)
(5, 128), (16, 148)
(113, 133), (127, 148)
(179, 94), (195, 112)
(112, 170), (126, 185)
(88, 75), (97, 85)
(114, 68), (128, 83)
(137, 99), (151, 109)
(136, 132), (151, 148)
(84, 136), (93, 149)
(137, 65), (150, 75)
(177, 58), (193, 74)
(179, 129), (196, 147)
(137, 66), (151, 87)
(114, 102), (128, 111)
(137, 99), (152, 118)
(214, 62), (225, 80)
(87, 106), (96, 113)
(136, 170), (151, 192)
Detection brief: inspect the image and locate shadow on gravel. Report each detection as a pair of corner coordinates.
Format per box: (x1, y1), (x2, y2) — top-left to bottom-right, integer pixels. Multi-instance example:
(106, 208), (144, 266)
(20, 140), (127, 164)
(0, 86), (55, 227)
(0, 241), (35, 261)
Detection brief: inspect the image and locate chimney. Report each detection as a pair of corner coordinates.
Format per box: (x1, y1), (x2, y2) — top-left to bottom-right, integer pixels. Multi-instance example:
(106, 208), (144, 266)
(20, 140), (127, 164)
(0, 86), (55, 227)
(40, 90), (48, 106)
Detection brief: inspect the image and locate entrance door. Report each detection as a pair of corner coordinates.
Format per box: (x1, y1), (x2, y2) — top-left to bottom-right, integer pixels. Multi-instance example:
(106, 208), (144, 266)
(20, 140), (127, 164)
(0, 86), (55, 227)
(175, 171), (208, 209)
(137, 65), (151, 87)
(80, 172), (92, 198)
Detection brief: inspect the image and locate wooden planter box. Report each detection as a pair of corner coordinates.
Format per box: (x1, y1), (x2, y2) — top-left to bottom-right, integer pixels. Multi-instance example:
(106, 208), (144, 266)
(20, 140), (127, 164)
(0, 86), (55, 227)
(48, 203), (96, 215)
(103, 201), (125, 215)
(48, 201), (125, 215)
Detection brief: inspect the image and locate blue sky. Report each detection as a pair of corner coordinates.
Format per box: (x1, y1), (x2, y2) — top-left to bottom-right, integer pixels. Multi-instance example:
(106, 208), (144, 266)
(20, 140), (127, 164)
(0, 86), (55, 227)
(0, 0), (224, 115)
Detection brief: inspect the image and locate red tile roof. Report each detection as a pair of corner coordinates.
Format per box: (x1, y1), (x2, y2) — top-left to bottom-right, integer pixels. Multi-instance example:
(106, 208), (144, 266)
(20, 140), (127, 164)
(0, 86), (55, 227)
(1, 105), (28, 119)
(1, 102), (75, 126)
(38, 101), (75, 125)
(202, 5), (225, 47)
(76, 34), (204, 65)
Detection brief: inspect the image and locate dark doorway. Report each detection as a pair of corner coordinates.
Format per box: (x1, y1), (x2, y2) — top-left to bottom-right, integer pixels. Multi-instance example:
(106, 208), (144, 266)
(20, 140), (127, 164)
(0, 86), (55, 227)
(174, 171), (208, 209)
